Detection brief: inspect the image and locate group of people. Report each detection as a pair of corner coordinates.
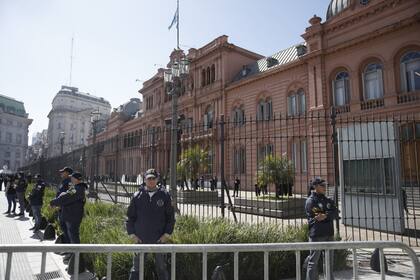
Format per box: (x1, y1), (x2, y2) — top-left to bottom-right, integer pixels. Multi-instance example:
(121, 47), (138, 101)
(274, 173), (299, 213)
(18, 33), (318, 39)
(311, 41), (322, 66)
(2, 165), (337, 280)
(2, 172), (47, 232)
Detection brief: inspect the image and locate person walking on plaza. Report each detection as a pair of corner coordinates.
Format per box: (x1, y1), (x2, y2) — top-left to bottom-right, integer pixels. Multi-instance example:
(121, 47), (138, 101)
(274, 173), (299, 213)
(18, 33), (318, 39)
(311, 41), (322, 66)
(233, 177), (240, 197)
(55, 166), (73, 244)
(4, 175), (17, 214)
(126, 168), (175, 280)
(15, 171), (28, 217)
(304, 177), (338, 280)
(29, 174), (46, 232)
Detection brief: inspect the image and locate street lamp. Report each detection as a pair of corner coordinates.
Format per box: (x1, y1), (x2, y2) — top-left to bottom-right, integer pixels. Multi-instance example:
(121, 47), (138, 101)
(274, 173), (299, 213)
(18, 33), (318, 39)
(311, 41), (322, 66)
(165, 57), (190, 210)
(59, 131), (65, 155)
(89, 109), (101, 199)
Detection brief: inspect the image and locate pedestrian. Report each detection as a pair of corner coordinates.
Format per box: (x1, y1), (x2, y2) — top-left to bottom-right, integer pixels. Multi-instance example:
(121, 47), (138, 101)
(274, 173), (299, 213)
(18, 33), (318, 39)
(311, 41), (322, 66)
(234, 177), (240, 197)
(200, 176), (204, 189)
(4, 175), (17, 214)
(15, 171), (28, 217)
(126, 168), (175, 280)
(29, 174), (46, 232)
(254, 183), (260, 197)
(50, 172), (87, 263)
(55, 167), (73, 242)
(304, 177), (338, 280)
(210, 177), (215, 191)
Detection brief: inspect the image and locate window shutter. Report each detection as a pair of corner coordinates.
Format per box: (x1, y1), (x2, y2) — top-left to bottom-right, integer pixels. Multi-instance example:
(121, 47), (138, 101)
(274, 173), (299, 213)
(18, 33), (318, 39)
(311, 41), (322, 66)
(362, 71), (367, 101)
(378, 67), (384, 98)
(287, 96), (292, 116)
(401, 62), (408, 92)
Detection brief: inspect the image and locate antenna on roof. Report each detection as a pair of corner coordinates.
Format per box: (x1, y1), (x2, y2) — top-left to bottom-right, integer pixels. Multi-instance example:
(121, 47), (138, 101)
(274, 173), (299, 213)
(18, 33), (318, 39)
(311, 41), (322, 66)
(69, 36), (74, 86)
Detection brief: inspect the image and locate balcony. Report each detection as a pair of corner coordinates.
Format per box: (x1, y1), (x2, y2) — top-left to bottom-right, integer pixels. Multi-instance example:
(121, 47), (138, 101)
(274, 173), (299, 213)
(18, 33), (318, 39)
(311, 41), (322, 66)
(397, 91), (420, 104)
(361, 98), (384, 110)
(334, 104), (350, 115)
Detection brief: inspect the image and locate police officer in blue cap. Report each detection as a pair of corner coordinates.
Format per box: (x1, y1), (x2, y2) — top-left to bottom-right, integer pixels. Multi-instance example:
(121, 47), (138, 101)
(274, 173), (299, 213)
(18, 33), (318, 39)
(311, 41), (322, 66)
(126, 168), (175, 280)
(50, 172), (86, 245)
(304, 177), (338, 280)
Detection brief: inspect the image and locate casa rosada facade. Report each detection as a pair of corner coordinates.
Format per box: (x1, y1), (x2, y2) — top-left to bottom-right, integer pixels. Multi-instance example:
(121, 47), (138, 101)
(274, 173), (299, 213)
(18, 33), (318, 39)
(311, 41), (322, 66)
(92, 0), (420, 193)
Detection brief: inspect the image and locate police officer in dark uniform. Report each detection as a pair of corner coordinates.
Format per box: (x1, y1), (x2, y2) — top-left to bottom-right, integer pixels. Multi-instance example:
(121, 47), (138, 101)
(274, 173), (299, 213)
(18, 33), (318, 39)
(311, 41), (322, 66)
(29, 174), (46, 232)
(55, 166), (73, 244)
(126, 168), (175, 280)
(233, 177), (240, 197)
(50, 172), (86, 245)
(15, 171), (28, 216)
(304, 177), (338, 280)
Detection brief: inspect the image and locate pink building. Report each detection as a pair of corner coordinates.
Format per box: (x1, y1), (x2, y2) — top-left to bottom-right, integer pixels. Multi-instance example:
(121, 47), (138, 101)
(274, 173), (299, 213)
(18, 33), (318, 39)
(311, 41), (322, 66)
(93, 0), (420, 195)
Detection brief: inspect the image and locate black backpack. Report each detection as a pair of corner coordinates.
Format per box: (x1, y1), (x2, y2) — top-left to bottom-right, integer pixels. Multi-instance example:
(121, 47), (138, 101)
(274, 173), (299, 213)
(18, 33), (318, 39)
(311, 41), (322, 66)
(39, 216), (48, 230)
(43, 224), (56, 240)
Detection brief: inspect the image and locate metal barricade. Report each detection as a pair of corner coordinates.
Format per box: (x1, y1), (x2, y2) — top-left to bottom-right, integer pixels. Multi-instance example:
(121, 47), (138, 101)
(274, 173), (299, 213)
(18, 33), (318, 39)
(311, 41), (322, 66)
(1, 241), (419, 280)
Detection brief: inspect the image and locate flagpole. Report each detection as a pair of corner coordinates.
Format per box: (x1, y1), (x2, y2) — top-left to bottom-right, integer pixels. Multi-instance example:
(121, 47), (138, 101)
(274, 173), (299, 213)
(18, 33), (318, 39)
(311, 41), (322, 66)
(177, 0), (180, 50)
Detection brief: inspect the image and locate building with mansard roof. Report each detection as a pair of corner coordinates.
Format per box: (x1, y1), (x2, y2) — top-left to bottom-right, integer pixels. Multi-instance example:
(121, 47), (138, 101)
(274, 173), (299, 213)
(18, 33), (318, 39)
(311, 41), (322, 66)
(0, 94), (32, 171)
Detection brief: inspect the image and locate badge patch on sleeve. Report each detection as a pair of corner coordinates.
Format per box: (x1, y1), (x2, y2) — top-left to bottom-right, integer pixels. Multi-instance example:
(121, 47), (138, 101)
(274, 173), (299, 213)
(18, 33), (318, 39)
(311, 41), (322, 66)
(157, 199), (164, 207)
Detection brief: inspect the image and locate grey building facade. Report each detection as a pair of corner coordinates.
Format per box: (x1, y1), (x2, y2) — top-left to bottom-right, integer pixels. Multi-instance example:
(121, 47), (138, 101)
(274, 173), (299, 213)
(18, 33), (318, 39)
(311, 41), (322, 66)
(0, 94), (32, 172)
(47, 86), (111, 158)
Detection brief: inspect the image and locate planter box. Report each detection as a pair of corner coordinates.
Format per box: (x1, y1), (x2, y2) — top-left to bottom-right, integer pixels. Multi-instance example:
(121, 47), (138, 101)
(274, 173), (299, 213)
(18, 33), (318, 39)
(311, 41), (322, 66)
(233, 197), (306, 219)
(178, 190), (219, 205)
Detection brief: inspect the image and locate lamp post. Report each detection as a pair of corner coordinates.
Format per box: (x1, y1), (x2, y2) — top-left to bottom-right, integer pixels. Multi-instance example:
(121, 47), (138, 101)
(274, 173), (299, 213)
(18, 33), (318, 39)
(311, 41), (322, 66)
(164, 58), (190, 210)
(59, 132), (65, 155)
(89, 109), (101, 199)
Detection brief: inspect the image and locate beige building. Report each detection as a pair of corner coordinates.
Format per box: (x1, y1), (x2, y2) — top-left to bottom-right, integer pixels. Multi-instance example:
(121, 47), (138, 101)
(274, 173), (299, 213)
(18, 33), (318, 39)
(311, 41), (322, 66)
(47, 85), (111, 158)
(0, 94), (32, 172)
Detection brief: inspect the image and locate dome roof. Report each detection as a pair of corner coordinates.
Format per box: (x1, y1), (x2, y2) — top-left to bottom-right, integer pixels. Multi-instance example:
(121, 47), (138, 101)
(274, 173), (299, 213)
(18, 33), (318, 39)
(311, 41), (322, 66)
(326, 0), (350, 20)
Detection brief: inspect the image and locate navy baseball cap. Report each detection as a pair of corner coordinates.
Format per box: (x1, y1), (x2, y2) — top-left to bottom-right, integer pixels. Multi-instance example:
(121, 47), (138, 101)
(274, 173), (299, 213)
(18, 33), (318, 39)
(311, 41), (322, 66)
(59, 166), (73, 174)
(71, 172), (83, 180)
(312, 177), (326, 187)
(145, 169), (158, 179)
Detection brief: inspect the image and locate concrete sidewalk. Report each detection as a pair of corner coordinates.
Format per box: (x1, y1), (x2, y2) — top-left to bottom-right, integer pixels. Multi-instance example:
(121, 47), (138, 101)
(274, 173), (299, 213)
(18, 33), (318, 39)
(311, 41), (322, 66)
(0, 189), (94, 280)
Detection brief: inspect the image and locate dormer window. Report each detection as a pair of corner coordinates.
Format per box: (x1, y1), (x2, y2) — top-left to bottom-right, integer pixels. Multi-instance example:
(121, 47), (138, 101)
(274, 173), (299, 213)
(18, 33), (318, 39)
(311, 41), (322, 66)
(241, 66), (249, 77)
(266, 57), (278, 68)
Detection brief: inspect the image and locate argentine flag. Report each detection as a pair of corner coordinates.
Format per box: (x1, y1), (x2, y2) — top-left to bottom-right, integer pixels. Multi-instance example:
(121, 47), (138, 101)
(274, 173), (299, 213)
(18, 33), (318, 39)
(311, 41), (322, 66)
(168, 7), (179, 30)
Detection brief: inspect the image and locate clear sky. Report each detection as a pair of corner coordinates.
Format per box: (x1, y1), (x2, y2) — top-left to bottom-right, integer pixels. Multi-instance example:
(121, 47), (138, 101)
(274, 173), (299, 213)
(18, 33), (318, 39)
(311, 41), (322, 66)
(0, 0), (331, 143)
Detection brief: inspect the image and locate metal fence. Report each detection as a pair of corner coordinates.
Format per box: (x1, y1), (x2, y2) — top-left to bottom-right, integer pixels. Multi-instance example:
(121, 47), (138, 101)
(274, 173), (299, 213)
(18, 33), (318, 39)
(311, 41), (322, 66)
(1, 241), (419, 280)
(21, 111), (420, 245)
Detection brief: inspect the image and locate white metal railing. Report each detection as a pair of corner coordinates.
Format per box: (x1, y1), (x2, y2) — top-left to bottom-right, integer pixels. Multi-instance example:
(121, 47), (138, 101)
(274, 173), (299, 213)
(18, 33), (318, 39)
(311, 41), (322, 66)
(0, 241), (419, 280)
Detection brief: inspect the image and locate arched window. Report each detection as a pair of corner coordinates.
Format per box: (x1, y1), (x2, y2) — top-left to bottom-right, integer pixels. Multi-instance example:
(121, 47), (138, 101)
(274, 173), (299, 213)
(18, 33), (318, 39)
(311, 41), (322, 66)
(287, 89), (305, 116)
(363, 63), (383, 100)
(206, 67), (211, 85)
(201, 69), (206, 87)
(211, 64), (216, 83)
(232, 106), (245, 127)
(401, 51), (420, 92)
(333, 71), (350, 106)
(204, 106), (213, 130)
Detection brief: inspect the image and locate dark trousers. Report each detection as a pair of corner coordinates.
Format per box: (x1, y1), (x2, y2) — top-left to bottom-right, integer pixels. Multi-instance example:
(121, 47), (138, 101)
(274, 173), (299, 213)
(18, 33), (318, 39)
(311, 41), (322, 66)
(234, 186), (239, 197)
(305, 235), (334, 280)
(16, 191), (25, 214)
(129, 252), (169, 280)
(59, 216), (70, 243)
(65, 221), (81, 244)
(0, 180), (3, 191)
(6, 194), (16, 213)
(32, 205), (42, 228)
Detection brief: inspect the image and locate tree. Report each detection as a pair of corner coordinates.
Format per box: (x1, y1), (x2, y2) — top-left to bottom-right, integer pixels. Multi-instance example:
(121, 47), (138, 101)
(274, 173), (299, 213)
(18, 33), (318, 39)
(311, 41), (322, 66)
(257, 154), (295, 198)
(177, 145), (210, 190)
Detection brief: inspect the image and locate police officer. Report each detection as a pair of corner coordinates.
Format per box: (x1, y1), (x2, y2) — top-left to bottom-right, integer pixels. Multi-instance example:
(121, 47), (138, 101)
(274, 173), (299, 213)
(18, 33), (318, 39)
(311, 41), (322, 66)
(15, 171), (27, 216)
(55, 166), (73, 244)
(50, 172), (86, 245)
(126, 168), (175, 280)
(4, 174), (17, 214)
(29, 174), (46, 232)
(304, 177), (338, 280)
